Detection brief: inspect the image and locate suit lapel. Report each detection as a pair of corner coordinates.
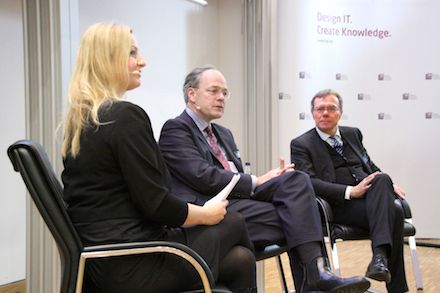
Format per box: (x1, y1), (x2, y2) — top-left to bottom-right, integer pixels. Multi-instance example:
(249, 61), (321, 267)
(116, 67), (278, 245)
(180, 111), (217, 162)
(310, 130), (337, 180)
(180, 111), (242, 172)
(212, 124), (243, 172)
(340, 128), (373, 173)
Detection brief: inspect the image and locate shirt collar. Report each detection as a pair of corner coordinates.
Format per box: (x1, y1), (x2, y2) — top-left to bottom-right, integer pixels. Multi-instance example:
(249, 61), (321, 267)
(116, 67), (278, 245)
(185, 107), (210, 132)
(315, 126), (341, 142)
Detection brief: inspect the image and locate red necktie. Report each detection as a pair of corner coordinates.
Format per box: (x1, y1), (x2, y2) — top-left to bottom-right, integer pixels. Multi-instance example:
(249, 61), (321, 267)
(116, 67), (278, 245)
(205, 127), (231, 171)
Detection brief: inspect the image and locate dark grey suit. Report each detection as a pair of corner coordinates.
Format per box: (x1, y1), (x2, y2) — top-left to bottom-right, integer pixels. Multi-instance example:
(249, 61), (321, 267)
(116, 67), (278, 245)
(159, 110), (325, 289)
(290, 126), (408, 293)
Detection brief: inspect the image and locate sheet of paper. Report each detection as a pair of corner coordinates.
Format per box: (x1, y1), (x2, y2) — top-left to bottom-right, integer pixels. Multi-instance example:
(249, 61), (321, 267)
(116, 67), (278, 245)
(205, 174), (240, 204)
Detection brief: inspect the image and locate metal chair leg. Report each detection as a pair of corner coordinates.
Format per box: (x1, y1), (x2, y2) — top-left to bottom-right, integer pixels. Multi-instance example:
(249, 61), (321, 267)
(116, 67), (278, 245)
(276, 255), (289, 292)
(256, 261), (265, 293)
(406, 219), (423, 290)
(331, 242), (341, 276)
(256, 256), (295, 293)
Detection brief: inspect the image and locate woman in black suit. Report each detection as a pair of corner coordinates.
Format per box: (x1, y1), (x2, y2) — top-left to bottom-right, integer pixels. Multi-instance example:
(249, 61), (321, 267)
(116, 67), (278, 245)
(61, 23), (256, 293)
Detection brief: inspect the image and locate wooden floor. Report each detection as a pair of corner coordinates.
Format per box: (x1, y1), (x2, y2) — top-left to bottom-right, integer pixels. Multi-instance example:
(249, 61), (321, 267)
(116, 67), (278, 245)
(263, 239), (440, 293)
(0, 280), (25, 293)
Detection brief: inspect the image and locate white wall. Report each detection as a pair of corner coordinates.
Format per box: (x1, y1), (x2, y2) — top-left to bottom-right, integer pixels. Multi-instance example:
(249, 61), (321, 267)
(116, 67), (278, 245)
(278, 0), (440, 238)
(217, 0), (245, 150)
(78, 0), (244, 145)
(1, 0), (245, 286)
(0, 0), (26, 285)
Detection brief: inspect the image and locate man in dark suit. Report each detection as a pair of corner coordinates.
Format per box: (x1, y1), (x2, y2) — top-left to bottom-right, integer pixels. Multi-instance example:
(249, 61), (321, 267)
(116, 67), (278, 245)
(159, 66), (370, 293)
(290, 89), (408, 293)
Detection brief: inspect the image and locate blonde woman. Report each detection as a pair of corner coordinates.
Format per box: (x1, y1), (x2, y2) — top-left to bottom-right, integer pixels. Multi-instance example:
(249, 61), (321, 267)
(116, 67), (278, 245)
(61, 23), (256, 293)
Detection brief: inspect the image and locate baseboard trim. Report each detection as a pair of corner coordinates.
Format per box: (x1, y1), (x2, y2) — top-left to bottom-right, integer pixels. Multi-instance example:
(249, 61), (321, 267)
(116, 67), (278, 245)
(0, 280), (25, 293)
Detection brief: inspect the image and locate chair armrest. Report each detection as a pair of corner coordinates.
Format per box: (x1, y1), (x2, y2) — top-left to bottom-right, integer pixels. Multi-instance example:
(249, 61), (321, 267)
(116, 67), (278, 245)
(316, 196), (336, 245)
(316, 196), (334, 222)
(78, 241), (216, 293)
(394, 198), (412, 219)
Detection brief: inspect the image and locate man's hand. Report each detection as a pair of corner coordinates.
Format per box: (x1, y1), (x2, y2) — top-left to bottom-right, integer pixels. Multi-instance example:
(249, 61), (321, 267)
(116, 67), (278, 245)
(279, 158), (285, 169)
(256, 158), (295, 186)
(350, 171), (380, 199)
(393, 184), (406, 199)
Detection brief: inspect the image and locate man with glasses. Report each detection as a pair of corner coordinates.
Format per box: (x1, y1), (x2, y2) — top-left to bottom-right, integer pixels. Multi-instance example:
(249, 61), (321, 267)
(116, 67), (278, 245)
(159, 66), (370, 293)
(290, 89), (408, 293)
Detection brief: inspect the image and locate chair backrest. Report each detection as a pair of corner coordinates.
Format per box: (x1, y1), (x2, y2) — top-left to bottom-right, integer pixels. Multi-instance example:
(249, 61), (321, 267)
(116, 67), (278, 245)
(7, 140), (83, 293)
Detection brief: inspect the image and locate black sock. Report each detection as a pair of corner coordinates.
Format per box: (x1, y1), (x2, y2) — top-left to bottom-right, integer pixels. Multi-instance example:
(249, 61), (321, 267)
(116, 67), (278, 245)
(295, 241), (322, 264)
(373, 244), (390, 257)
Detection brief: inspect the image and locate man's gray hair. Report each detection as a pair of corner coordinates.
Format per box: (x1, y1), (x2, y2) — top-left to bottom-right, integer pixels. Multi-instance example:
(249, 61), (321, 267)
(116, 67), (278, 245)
(183, 65), (217, 103)
(311, 89), (343, 112)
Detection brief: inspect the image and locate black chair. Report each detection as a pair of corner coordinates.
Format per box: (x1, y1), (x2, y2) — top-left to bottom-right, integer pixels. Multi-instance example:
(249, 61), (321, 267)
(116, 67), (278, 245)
(316, 196), (423, 292)
(255, 244), (292, 292)
(7, 139), (231, 293)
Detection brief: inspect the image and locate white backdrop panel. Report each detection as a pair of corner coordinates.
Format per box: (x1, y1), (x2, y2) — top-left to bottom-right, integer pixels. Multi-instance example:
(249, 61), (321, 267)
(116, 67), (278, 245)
(278, 0), (440, 238)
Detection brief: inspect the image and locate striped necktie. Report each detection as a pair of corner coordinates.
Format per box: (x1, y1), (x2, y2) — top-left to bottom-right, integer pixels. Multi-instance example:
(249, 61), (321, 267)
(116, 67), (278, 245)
(329, 135), (344, 156)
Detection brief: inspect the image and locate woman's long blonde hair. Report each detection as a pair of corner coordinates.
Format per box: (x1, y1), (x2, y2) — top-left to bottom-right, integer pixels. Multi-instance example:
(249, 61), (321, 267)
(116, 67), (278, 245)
(62, 23), (133, 158)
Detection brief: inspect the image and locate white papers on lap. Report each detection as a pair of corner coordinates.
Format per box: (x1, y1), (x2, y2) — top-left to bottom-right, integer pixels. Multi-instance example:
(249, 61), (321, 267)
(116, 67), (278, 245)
(205, 174), (240, 204)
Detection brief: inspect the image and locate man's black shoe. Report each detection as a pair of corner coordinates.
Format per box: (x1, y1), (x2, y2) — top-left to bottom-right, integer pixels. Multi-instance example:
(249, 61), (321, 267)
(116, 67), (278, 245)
(366, 254), (391, 283)
(304, 256), (371, 293)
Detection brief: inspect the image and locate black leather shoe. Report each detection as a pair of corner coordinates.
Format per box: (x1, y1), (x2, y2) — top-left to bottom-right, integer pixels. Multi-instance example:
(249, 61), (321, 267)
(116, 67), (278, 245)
(304, 256), (371, 293)
(366, 254), (391, 283)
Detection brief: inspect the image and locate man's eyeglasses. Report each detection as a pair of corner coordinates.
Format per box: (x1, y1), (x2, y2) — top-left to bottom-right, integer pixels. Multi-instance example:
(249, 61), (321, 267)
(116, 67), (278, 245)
(313, 105), (340, 113)
(196, 86), (230, 99)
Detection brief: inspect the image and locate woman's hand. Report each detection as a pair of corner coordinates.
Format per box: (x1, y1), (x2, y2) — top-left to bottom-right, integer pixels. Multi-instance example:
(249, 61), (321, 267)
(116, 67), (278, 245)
(183, 200), (228, 227)
(202, 200), (228, 225)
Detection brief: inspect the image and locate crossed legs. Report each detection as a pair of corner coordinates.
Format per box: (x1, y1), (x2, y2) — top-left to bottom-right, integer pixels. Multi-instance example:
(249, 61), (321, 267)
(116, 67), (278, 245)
(333, 173), (408, 292)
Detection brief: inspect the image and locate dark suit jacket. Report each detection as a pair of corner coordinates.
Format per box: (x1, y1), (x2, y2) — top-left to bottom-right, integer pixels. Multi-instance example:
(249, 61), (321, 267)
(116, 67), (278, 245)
(159, 111), (253, 205)
(62, 101), (188, 246)
(290, 126), (380, 206)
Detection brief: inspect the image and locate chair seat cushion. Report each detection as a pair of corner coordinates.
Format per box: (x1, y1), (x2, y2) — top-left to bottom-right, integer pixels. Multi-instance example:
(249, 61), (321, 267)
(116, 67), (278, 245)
(332, 221), (416, 241)
(254, 244), (288, 261)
